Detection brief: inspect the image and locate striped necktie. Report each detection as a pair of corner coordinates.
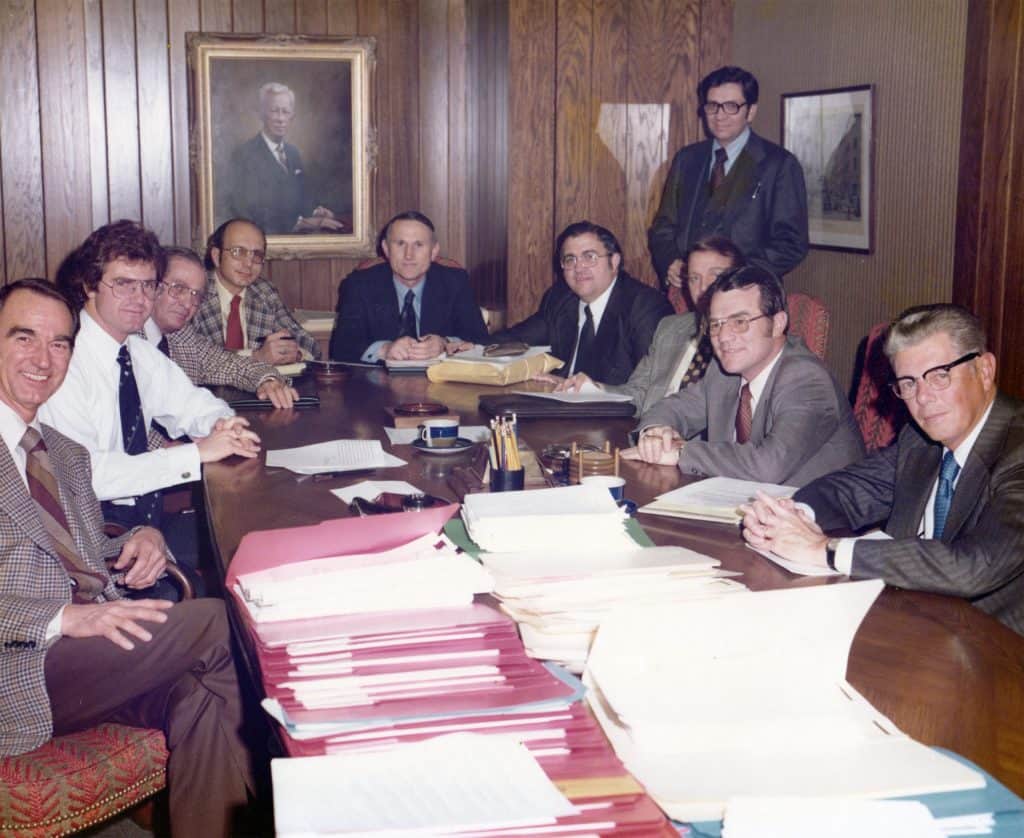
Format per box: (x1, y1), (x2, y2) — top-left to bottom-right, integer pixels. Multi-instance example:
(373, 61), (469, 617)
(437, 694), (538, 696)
(20, 427), (106, 602)
(735, 382), (753, 444)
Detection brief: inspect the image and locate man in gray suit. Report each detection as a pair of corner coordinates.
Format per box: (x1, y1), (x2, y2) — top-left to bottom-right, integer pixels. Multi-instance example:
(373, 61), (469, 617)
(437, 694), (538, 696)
(742, 304), (1024, 636)
(625, 265), (863, 486)
(552, 236), (744, 415)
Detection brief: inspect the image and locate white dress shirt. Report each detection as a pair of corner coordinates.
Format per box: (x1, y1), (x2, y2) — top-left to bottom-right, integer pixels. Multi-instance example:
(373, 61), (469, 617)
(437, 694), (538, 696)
(39, 310), (233, 502)
(569, 277), (618, 373)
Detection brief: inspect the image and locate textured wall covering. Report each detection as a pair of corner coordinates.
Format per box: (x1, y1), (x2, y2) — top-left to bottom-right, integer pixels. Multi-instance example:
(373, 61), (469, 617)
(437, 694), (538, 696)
(734, 0), (968, 393)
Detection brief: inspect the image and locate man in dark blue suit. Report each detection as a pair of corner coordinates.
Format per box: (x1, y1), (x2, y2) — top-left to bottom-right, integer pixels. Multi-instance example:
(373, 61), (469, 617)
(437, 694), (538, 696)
(649, 66), (809, 289)
(330, 211), (489, 363)
(226, 83), (346, 236)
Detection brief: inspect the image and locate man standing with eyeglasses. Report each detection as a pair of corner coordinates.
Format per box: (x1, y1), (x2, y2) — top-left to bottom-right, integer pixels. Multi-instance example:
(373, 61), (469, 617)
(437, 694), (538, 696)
(43, 220), (261, 596)
(649, 66), (809, 290)
(191, 217), (322, 363)
(144, 247), (297, 409)
(741, 304), (1024, 636)
(626, 265), (862, 485)
(491, 220), (672, 384)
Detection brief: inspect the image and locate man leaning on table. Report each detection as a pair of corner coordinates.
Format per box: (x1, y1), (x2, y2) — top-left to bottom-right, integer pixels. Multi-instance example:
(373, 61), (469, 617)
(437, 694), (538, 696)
(191, 217), (321, 363)
(329, 210), (490, 363)
(550, 235), (744, 415)
(492, 220), (672, 385)
(626, 265), (863, 485)
(0, 278), (255, 836)
(742, 304), (1024, 636)
(145, 246), (297, 409)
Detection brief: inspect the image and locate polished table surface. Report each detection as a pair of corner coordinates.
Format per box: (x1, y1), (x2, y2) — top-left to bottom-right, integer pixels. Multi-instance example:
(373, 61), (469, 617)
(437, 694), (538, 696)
(204, 368), (1024, 796)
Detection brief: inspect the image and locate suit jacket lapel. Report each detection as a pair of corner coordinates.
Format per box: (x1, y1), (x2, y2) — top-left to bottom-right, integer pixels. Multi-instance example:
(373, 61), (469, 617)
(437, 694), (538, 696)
(0, 434), (60, 561)
(890, 442), (941, 538)
(680, 142), (713, 237)
(750, 340), (790, 440)
(419, 268), (440, 337)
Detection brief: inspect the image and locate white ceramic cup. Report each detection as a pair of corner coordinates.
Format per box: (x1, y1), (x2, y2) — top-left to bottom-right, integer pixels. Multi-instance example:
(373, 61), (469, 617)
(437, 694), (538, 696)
(418, 418), (459, 448)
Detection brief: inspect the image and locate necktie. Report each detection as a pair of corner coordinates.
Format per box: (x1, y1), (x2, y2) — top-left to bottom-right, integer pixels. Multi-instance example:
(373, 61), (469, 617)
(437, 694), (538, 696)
(933, 451), (961, 539)
(735, 382), (752, 444)
(114, 346), (161, 525)
(709, 147), (728, 192)
(275, 142), (288, 170)
(20, 427), (106, 602)
(678, 333), (713, 391)
(399, 289), (418, 339)
(157, 335), (170, 357)
(225, 294), (244, 350)
(572, 305), (596, 375)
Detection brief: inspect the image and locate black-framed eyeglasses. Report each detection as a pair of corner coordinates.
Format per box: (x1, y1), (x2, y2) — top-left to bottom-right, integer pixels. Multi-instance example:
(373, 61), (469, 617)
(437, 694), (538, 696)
(702, 101), (748, 116)
(100, 278), (160, 299)
(706, 313), (768, 336)
(161, 282), (205, 305)
(889, 352), (980, 400)
(225, 245), (266, 265)
(561, 250), (610, 270)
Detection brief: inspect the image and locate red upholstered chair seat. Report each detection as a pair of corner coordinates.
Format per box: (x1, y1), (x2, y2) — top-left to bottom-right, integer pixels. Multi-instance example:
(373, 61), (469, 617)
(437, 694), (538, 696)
(787, 291), (830, 361)
(0, 723), (168, 837)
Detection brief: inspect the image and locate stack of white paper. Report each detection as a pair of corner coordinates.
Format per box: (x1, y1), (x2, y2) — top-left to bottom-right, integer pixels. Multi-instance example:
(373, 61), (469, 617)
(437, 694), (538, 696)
(723, 797), (944, 838)
(511, 381), (634, 403)
(639, 475), (797, 523)
(266, 439), (406, 474)
(584, 580), (985, 823)
(482, 544), (747, 672)
(234, 533), (493, 623)
(461, 484), (636, 552)
(272, 734), (578, 836)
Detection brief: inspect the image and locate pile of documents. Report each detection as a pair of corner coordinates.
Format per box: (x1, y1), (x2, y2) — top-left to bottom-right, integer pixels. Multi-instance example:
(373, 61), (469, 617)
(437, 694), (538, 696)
(584, 580), (985, 823)
(266, 438), (406, 475)
(639, 475), (796, 523)
(461, 484), (637, 552)
(481, 544), (747, 672)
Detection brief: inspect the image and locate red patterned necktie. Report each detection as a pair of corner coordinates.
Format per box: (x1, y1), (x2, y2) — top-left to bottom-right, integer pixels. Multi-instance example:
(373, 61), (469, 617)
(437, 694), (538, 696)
(20, 427), (106, 602)
(226, 294), (244, 350)
(735, 382), (753, 444)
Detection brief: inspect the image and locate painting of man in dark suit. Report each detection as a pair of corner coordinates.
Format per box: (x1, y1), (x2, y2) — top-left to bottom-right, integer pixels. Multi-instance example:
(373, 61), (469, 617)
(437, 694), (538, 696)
(225, 82), (349, 235)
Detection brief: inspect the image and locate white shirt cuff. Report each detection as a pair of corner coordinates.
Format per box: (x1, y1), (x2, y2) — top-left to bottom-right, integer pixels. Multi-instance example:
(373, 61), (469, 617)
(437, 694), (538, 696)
(46, 606), (66, 642)
(833, 539), (855, 575)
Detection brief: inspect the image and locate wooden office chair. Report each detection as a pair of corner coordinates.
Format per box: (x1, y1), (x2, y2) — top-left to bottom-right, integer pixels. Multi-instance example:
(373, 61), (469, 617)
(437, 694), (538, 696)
(852, 321), (909, 450)
(0, 547), (192, 837)
(787, 291), (830, 360)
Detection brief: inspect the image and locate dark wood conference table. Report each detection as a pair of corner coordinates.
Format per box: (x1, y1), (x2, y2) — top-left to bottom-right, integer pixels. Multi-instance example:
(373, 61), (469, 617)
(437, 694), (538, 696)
(204, 368), (1024, 797)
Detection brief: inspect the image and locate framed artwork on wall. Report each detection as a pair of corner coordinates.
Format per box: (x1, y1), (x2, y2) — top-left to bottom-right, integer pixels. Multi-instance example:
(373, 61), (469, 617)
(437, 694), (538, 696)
(188, 33), (377, 259)
(781, 84), (874, 253)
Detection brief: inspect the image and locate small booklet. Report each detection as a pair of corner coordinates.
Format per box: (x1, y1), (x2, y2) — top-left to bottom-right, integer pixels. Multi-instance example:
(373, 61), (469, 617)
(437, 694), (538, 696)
(639, 476), (797, 524)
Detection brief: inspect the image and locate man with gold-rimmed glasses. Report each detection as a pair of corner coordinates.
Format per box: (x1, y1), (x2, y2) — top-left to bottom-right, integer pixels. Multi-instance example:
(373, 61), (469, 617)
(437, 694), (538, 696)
(191, 217), (322, 363)
(626, 265), (863, 486)
(741, 304), (1024, 636)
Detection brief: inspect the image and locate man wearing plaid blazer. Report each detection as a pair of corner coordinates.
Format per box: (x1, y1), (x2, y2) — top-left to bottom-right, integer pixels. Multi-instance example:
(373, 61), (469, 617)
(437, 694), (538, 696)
(145, 247), (298, 409)
(0, 279), (254, 836)
(191, 218), (322, 362)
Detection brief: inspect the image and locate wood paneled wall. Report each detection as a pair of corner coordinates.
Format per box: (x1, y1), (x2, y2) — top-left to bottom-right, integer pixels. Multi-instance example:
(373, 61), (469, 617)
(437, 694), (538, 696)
(507, 0), (732, 322)
(955, 0), (1024, 399)
(733, 0), (968, 393)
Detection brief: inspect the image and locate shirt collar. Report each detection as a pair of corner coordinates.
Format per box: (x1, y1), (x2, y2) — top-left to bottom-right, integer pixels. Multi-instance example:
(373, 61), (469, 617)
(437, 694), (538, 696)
(712, 125), (752, 161)
(0, 399), (34, 460)
(261, 132), (284, 153)
(143, 318), (163, 343)
(79, 309), (126, 357)
(393, 274), (426, 306)
(577, 275), (619, 328)
(215, 275), (246, 310)
(745, 340), (786, 404)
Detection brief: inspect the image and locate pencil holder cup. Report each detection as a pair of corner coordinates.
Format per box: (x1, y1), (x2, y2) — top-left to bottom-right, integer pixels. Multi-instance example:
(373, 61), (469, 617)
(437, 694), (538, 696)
(489, 468), (525, 492)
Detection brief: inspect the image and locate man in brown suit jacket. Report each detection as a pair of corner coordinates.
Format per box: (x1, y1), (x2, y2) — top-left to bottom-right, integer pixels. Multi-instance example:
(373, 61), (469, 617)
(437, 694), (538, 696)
(0, 279), (254, 836)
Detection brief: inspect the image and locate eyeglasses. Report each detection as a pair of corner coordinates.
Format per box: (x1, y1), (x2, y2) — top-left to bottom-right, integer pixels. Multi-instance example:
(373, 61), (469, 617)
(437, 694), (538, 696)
(706, 313), (769, 336)
(561, 250), (610, 270)
(161, 282), (205, 306)
(702, 101), (748, 116)
(224, 245), (265, 265)
(101, 278), (160, 299)
(889, 352), (980, 400)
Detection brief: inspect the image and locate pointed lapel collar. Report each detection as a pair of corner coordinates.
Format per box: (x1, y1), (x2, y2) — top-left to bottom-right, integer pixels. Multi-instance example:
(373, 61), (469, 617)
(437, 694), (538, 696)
(0, 430), (58, 559)
(889, 440), (941, 537)
(749, 339), (791, 438)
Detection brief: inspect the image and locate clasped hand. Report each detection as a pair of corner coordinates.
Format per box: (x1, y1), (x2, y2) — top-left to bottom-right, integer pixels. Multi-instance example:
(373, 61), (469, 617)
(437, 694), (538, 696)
(740, 491), (829, 566)
(196, 416), (261, 462)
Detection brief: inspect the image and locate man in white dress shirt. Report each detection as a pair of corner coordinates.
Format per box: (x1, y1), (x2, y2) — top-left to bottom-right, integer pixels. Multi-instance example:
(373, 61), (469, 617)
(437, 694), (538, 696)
(43, 220), (260, 594)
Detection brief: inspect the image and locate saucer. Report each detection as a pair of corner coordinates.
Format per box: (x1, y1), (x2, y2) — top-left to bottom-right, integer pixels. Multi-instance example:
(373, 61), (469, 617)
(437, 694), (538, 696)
(412, 438), (475, 455)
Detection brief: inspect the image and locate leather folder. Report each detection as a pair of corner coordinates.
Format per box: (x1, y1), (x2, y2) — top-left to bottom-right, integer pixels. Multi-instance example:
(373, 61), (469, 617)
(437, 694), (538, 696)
(226, 394), (320, 411)
(478, 393), (636, 419)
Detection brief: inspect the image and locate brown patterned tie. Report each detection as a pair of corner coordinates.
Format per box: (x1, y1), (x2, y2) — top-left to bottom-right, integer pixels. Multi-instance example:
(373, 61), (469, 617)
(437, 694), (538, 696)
(20, 427), (106, 602)
(709, 147), (728, 192)
(735, 382), (753, 444)
(678, 334), (713, 391)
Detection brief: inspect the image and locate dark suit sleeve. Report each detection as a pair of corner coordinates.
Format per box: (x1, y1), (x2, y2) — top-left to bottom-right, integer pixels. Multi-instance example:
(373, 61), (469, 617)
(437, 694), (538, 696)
(330, 273), (376, 362)
(636, 370), (711, 439)
(491, 286), (559, 347)
(749, 151), (810, 278)
(793, 443), (900, 532)
(648, 149), (690, 281)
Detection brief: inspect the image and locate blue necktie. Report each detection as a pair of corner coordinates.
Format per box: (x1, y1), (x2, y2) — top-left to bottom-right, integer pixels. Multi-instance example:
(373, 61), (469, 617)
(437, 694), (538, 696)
(932, 450), (960, 539)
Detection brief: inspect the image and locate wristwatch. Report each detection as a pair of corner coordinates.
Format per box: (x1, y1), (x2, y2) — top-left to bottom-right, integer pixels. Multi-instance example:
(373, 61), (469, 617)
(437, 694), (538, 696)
(824, 537), (842, 571)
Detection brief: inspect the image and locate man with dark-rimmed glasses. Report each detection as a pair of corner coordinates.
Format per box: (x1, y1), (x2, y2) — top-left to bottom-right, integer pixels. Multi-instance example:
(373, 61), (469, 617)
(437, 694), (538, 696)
(742, 304), (1024, 637)
(626, 265), (862, 485)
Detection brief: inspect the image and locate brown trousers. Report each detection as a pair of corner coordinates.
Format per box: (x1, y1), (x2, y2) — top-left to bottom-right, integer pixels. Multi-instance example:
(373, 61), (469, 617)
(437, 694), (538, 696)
(45, 599), (255, 837)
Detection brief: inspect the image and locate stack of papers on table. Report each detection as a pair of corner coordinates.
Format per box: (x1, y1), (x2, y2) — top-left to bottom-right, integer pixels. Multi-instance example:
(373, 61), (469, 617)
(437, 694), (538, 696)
(584, 580), (985, 823)
(639, 475), (797, 523)
(461, 484), (636, 552)
(266, 439), (406, 474)
(482, 544), (747, 672)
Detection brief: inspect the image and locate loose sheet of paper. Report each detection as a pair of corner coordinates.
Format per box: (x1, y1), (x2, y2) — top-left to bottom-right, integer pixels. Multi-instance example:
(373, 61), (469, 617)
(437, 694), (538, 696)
(331, 480), (422, 504)
(511, 380), (634, 403)
(272, 733), (577, 836)
(723, 797), (944, 838)
(266, 439), (406, 474)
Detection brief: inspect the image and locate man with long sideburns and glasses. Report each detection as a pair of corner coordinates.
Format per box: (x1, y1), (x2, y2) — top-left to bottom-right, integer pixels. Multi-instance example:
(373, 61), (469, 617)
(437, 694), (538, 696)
(742, 304), (1024, 637)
